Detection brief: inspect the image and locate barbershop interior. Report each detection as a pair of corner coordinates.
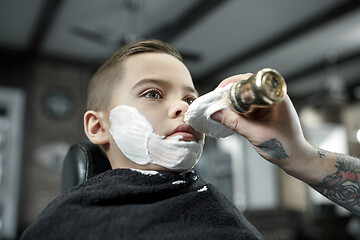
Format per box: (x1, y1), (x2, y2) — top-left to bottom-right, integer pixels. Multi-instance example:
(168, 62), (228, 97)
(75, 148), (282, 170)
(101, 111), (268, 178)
(1, 0), (360, 239)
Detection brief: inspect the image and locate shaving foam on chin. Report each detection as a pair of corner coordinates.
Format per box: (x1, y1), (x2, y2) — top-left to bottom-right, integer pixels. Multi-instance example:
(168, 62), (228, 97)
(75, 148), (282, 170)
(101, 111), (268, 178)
(109, 105), (204, 171)
(184, 83), (235, 138)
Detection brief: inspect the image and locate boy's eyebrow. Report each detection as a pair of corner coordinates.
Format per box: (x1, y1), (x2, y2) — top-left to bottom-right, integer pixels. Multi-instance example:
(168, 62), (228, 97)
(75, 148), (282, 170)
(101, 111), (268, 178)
(132, 78), (167, 90)
(184, 86), (199, 97)
(132, 78), (199, 96)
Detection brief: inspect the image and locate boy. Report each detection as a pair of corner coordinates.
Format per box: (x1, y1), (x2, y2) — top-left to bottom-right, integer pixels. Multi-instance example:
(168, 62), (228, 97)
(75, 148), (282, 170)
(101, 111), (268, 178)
(21, 40), (264, 239)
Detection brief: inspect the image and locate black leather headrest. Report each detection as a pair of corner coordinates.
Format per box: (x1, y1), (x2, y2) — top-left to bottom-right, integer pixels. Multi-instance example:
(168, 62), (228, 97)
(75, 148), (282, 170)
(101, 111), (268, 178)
(61, 143), (112, 193)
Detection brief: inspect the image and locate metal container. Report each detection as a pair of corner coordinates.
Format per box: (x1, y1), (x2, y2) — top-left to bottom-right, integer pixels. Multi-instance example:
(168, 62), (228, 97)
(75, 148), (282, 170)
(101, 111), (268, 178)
(228, 68), (287, 114)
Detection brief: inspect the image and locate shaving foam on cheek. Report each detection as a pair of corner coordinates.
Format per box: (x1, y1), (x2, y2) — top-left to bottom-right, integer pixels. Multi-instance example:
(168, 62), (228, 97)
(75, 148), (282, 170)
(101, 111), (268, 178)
(109, 105), (205, 171)
(184, 83), (235, 138)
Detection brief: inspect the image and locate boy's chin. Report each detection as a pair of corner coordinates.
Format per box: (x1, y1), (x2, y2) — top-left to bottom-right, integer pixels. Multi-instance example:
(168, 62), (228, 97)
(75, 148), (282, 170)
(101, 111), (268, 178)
(135, 163), (172, 172)
(138, 163), (186, 173)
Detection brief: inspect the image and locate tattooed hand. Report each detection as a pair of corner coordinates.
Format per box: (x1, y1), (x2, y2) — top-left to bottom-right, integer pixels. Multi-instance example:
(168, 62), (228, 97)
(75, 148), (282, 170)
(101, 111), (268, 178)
(211, 74), (309, 166)
(211, 74), (360, 215)
(256, 138), (289, 160)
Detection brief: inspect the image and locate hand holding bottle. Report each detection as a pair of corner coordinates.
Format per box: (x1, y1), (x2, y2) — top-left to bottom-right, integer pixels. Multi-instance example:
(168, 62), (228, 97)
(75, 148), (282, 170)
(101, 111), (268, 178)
(210, 72), (312, 172)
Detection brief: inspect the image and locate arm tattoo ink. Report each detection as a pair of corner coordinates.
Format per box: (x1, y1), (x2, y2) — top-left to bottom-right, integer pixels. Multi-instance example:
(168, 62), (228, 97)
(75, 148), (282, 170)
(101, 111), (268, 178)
(311, 154), (360, 215)
(317, 148), (328, 158)
(258, 138), (289, 160)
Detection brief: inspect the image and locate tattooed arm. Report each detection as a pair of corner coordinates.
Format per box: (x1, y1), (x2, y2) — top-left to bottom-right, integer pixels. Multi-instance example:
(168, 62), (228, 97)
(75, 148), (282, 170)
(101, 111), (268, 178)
(255, 138), (360, 215)
(310, 149), (360, 215)
(256, 139), (360, 215)
(211, 74), (360, 215)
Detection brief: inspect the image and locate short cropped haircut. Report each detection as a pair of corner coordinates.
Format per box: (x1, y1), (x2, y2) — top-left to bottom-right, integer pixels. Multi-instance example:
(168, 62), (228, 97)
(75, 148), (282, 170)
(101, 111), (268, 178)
(86, 39), (183, 111)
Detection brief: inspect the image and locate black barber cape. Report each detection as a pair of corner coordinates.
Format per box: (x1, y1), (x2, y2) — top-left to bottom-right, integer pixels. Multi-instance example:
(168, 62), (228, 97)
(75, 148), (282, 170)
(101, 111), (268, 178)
(21, 169), (263, 240)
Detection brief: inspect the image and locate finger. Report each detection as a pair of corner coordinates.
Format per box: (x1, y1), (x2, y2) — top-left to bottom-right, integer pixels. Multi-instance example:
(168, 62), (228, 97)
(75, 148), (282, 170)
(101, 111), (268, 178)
(211, 109), (258, 137)
(216, 73), (253, 89)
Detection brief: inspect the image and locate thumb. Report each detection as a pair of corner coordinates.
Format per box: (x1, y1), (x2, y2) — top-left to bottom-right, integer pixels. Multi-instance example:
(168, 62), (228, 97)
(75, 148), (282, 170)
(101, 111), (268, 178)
(211, 109), (257, 138)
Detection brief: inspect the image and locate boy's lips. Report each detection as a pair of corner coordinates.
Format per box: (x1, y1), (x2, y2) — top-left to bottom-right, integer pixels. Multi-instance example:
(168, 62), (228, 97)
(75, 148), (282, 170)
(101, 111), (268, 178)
(166, 124), (202, 142)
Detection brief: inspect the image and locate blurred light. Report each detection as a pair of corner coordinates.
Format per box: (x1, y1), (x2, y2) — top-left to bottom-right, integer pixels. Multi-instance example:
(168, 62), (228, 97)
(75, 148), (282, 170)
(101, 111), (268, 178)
(357, 129), (360, 143)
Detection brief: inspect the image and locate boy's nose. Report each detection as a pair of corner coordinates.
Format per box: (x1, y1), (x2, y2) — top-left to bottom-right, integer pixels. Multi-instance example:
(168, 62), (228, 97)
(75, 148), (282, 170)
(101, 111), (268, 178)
(168, 100), (189, 119)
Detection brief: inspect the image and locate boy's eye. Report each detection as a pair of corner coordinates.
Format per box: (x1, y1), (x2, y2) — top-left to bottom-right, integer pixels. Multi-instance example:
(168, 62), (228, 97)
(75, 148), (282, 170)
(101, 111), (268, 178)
(141, 89), (163, 99)
(183, 96), (196, 105)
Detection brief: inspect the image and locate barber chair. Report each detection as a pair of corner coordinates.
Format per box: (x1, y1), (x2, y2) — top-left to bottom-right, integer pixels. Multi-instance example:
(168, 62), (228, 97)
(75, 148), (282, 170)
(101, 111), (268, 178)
(61, 143), (111, 193)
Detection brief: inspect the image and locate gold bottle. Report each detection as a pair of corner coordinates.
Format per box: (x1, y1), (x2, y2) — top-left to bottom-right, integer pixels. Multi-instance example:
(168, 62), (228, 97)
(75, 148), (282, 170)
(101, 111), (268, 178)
(228, 68), (287, 114)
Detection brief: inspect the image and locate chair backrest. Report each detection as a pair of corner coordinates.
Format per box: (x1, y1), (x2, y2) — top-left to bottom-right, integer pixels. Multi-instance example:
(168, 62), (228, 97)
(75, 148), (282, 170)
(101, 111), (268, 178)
(61, 143), (111, 193)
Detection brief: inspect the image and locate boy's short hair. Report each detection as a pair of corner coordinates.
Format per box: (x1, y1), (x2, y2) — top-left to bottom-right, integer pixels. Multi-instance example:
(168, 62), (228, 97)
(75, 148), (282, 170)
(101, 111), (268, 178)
(87, 39), (183, 111)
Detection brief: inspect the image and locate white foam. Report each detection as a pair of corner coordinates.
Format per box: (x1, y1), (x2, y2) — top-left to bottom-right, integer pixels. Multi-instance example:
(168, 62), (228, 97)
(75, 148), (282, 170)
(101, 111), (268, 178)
(110, 105), (205, 171)
(185, 84), (235, 138)
(172, 180), (186, 185)
(198, 186), (208, 192)
(130, 168), (159, 176)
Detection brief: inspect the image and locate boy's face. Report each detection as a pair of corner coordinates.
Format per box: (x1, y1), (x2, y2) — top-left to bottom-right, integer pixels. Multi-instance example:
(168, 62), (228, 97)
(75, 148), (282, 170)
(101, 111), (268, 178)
(109, 52), (202, 142)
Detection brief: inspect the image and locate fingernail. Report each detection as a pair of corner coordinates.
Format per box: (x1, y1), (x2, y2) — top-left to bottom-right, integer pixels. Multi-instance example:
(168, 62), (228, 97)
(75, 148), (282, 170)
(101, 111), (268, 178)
(211, 111), (223, 122)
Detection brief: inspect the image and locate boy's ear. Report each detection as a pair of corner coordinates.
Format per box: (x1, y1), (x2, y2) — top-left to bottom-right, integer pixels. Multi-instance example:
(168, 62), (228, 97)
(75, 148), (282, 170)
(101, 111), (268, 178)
(84, 110), (110, 145)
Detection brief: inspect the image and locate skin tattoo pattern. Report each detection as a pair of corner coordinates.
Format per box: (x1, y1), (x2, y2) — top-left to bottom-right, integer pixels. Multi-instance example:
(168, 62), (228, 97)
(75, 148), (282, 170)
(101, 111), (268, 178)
(312, 149), (360, 214)
(317, 148), (326, 158)
(258, 138), (289, 160)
